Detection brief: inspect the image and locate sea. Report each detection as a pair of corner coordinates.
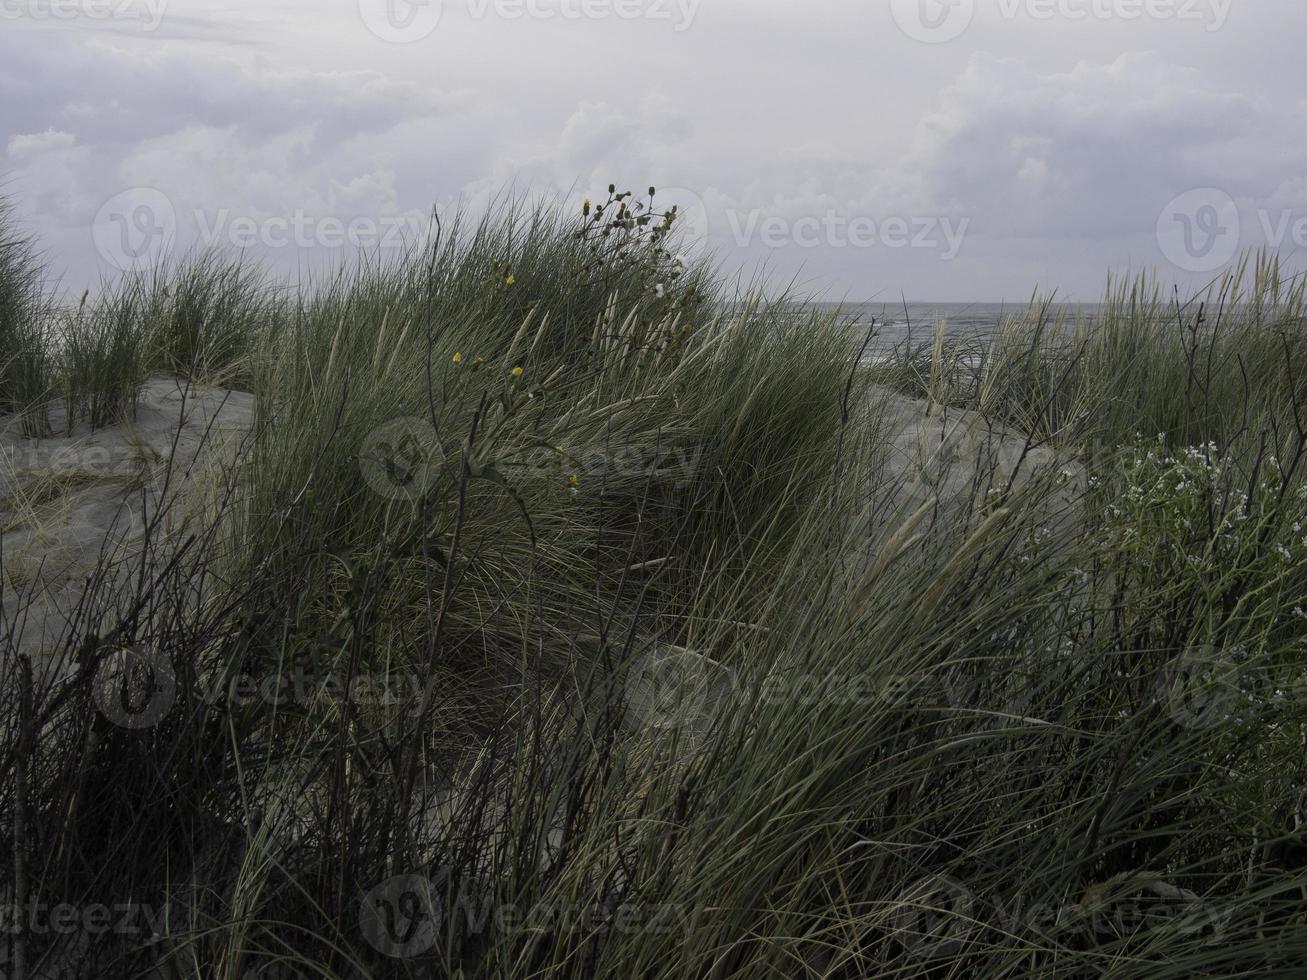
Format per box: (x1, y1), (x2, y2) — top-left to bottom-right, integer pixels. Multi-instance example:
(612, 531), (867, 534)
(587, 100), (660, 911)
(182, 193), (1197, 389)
(809, 301), (1105, 348)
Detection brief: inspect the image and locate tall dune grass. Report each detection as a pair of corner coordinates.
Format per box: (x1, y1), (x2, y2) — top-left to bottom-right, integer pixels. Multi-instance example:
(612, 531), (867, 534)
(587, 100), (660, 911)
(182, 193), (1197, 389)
(875, 253), (1307, 457)
(2, 192), (1306, 978)
(0, 198), (53, 434)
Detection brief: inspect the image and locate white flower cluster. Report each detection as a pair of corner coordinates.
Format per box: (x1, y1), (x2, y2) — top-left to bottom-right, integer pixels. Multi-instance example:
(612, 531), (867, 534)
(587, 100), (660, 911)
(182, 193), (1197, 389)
(1095, 436), (1307, 585)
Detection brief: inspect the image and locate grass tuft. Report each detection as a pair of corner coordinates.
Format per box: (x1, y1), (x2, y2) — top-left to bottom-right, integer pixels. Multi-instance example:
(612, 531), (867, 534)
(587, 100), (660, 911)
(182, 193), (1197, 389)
(2, 191), (1305, 978)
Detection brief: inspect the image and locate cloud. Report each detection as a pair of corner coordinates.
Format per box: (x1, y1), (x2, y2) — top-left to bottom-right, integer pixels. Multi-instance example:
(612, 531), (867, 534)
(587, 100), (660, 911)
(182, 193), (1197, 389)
(7, 129), (77, 157)
(0, 29), (462, 280)
(3, 8), (1306, 299)
(907, 51), (1300, 241)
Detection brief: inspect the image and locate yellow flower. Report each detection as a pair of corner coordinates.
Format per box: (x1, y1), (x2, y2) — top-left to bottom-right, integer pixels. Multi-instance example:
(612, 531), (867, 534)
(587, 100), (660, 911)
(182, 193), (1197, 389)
(452, 351), (463, 364)
(511, 366), (524, 378)
(474, 355), (485, 367)
(567, 473), (580, 488)
(506, 275), (516, 286)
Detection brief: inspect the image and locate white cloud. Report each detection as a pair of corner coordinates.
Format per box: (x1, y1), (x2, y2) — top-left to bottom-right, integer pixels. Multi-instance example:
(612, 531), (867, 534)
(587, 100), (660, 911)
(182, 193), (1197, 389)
(905, 52), (1282, 240)
(2, 3), (1306, 299)
(7, 129), (77, 157)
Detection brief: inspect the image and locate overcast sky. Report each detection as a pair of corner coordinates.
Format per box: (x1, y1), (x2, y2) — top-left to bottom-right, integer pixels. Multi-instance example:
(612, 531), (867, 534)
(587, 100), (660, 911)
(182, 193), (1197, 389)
(2, 0), (1305, 302)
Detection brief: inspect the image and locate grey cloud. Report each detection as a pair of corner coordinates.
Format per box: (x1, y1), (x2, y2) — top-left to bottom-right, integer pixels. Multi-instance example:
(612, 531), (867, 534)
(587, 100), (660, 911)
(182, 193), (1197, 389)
(3, 3), (1307, 300)
(909, 52), (1283, 240)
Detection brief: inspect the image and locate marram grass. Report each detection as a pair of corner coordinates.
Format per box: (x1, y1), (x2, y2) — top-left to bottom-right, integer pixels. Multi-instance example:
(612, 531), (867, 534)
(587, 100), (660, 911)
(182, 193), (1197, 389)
(1, 191), (1306, 979)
